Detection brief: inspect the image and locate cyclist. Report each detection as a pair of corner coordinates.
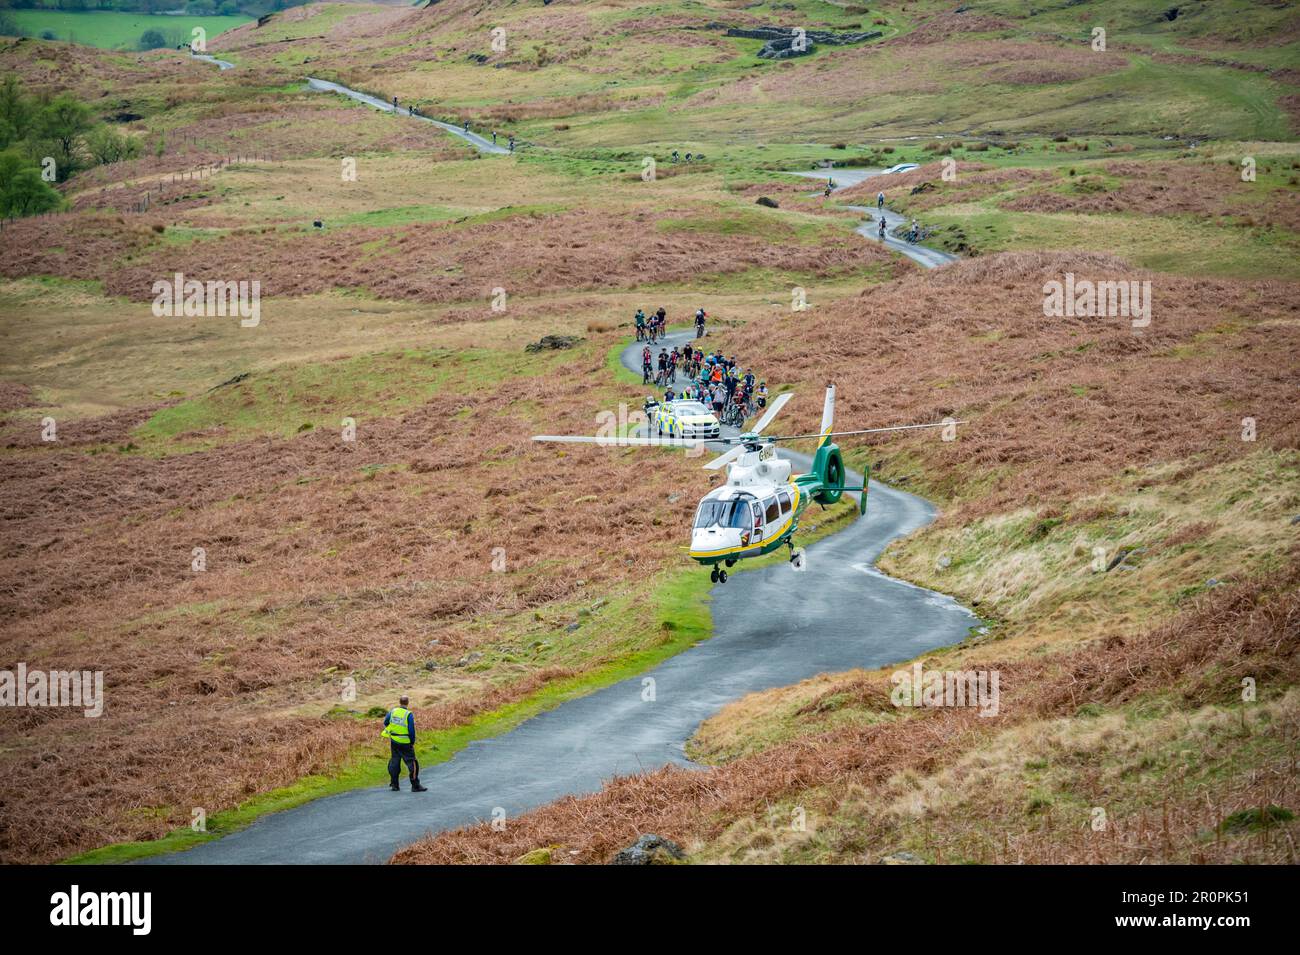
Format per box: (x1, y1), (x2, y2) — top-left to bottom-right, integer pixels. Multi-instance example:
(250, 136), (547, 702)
(694, 308), (706, 338)
(877, 191), (885, 211)
(733, 381), (749, 418)
(756, 381), (768, 410)
(878, 216), (887, 240)
(634, 308), (646, 341)
(641, 346), (653, 385)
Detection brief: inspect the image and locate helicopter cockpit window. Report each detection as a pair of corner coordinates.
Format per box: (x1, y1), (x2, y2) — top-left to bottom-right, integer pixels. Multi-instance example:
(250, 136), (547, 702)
(695, 497), (755, 529)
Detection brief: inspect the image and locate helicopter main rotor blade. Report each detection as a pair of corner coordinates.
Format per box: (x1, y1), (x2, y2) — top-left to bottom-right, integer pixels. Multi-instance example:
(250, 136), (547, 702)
(766, 420), (966, 442)
(701, 444), (746, 471)
(749, 391), (793, 435)
(532, 435), (706, 449)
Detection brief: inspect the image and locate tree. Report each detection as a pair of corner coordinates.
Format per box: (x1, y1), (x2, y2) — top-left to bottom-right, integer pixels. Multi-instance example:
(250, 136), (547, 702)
(86, 125), (141, 165)
(0, 149), (62, 218)
(0, 75), (33, 148)
(138, 28), (167, 50)
(32, 94), (92, 182)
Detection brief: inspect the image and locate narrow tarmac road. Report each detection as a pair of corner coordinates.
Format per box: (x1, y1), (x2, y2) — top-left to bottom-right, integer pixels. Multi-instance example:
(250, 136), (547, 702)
(149, 329), (975, 865)
(789, 168), (959, 269)
(188, 50), (235, 70)
(305, 78), (511, 155)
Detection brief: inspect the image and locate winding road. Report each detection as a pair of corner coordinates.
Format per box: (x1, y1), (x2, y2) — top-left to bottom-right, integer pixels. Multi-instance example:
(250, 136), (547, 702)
(152, 60), (976, 866)
(188, 51), (235, 71)
(789, 168), (959, 269)
(306, 78), (512, 155)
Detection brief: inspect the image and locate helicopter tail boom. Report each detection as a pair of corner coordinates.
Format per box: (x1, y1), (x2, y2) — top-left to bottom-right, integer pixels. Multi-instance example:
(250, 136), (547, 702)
(819, 383), (835, 446)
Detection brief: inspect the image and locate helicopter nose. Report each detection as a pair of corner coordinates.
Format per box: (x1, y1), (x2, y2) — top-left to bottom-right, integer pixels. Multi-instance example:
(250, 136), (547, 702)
(689, 526), (740, 559)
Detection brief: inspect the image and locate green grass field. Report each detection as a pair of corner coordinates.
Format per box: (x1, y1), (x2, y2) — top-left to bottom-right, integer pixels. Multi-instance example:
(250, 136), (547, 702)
(8, 10), (250, 51)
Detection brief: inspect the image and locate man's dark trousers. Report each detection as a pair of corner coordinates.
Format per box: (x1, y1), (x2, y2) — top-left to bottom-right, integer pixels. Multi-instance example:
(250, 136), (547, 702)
(389, 741), (419, 787)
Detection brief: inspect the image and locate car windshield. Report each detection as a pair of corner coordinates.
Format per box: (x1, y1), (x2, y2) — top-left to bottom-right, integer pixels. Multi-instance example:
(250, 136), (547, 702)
(673, 402), (710, 416)
(694, 497), (753, 529)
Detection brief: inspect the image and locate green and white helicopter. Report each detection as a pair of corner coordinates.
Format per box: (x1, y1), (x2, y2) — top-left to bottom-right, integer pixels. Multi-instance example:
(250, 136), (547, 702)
(534, 384), (959, 583)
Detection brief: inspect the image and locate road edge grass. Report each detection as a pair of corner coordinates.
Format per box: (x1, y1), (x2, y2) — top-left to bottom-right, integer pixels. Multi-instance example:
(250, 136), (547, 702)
(64, 567), (712, 865)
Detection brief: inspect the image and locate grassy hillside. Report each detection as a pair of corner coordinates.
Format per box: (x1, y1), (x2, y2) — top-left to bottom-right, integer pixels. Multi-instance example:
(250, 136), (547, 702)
(0, 0), (1296, 864)
(200, 0), (1298, 145)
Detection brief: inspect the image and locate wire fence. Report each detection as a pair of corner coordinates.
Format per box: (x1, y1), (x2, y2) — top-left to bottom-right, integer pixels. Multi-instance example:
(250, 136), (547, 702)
(0, 151), (275, 229)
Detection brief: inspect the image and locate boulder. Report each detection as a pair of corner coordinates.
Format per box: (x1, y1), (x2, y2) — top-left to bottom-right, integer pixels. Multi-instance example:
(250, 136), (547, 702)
(515, 846), (557, 865)
(525, 334), (584, 353)
(611, 834), (687, 865)
(880, 851), (925, 865)
(756, 196), (780, 208)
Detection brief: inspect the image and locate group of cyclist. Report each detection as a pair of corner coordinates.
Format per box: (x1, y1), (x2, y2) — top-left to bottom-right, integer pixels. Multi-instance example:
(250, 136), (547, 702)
(641, 341), (768, 429)
(634, 307), (670, 343)
(868, 191), (923, 243)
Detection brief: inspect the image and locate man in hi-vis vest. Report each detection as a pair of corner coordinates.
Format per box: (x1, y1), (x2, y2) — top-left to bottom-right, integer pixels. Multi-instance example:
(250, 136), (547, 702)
(381, 695), (427, 792)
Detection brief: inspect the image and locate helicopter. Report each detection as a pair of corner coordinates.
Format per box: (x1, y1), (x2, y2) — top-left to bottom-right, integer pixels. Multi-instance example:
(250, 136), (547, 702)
(533, 384), (960, 583)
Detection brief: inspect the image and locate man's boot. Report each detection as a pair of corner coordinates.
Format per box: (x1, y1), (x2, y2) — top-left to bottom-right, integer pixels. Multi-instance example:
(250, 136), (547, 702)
(390, 781), (400, 791)
(411, 778), (428, 793)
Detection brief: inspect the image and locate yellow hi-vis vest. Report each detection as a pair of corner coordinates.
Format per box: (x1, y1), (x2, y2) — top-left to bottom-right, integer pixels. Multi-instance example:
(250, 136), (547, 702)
(384, 707), (411, 744)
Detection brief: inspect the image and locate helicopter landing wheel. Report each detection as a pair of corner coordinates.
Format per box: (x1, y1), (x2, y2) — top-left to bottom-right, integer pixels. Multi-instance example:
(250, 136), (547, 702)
(718, 569), (728, 583)
(710, 567), (719, 583)
(790, 547), (807, 572)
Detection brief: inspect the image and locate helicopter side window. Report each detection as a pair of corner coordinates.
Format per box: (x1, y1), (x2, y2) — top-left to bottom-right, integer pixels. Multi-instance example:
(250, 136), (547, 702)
(731, 500), (753, 529)
(778, 490), (791, 515)
(764, 497), (780, 524)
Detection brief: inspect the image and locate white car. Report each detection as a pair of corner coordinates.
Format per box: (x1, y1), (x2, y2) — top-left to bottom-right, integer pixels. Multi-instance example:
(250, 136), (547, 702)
(654, 400), (720, 440)
(882, 162), (919, 175)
